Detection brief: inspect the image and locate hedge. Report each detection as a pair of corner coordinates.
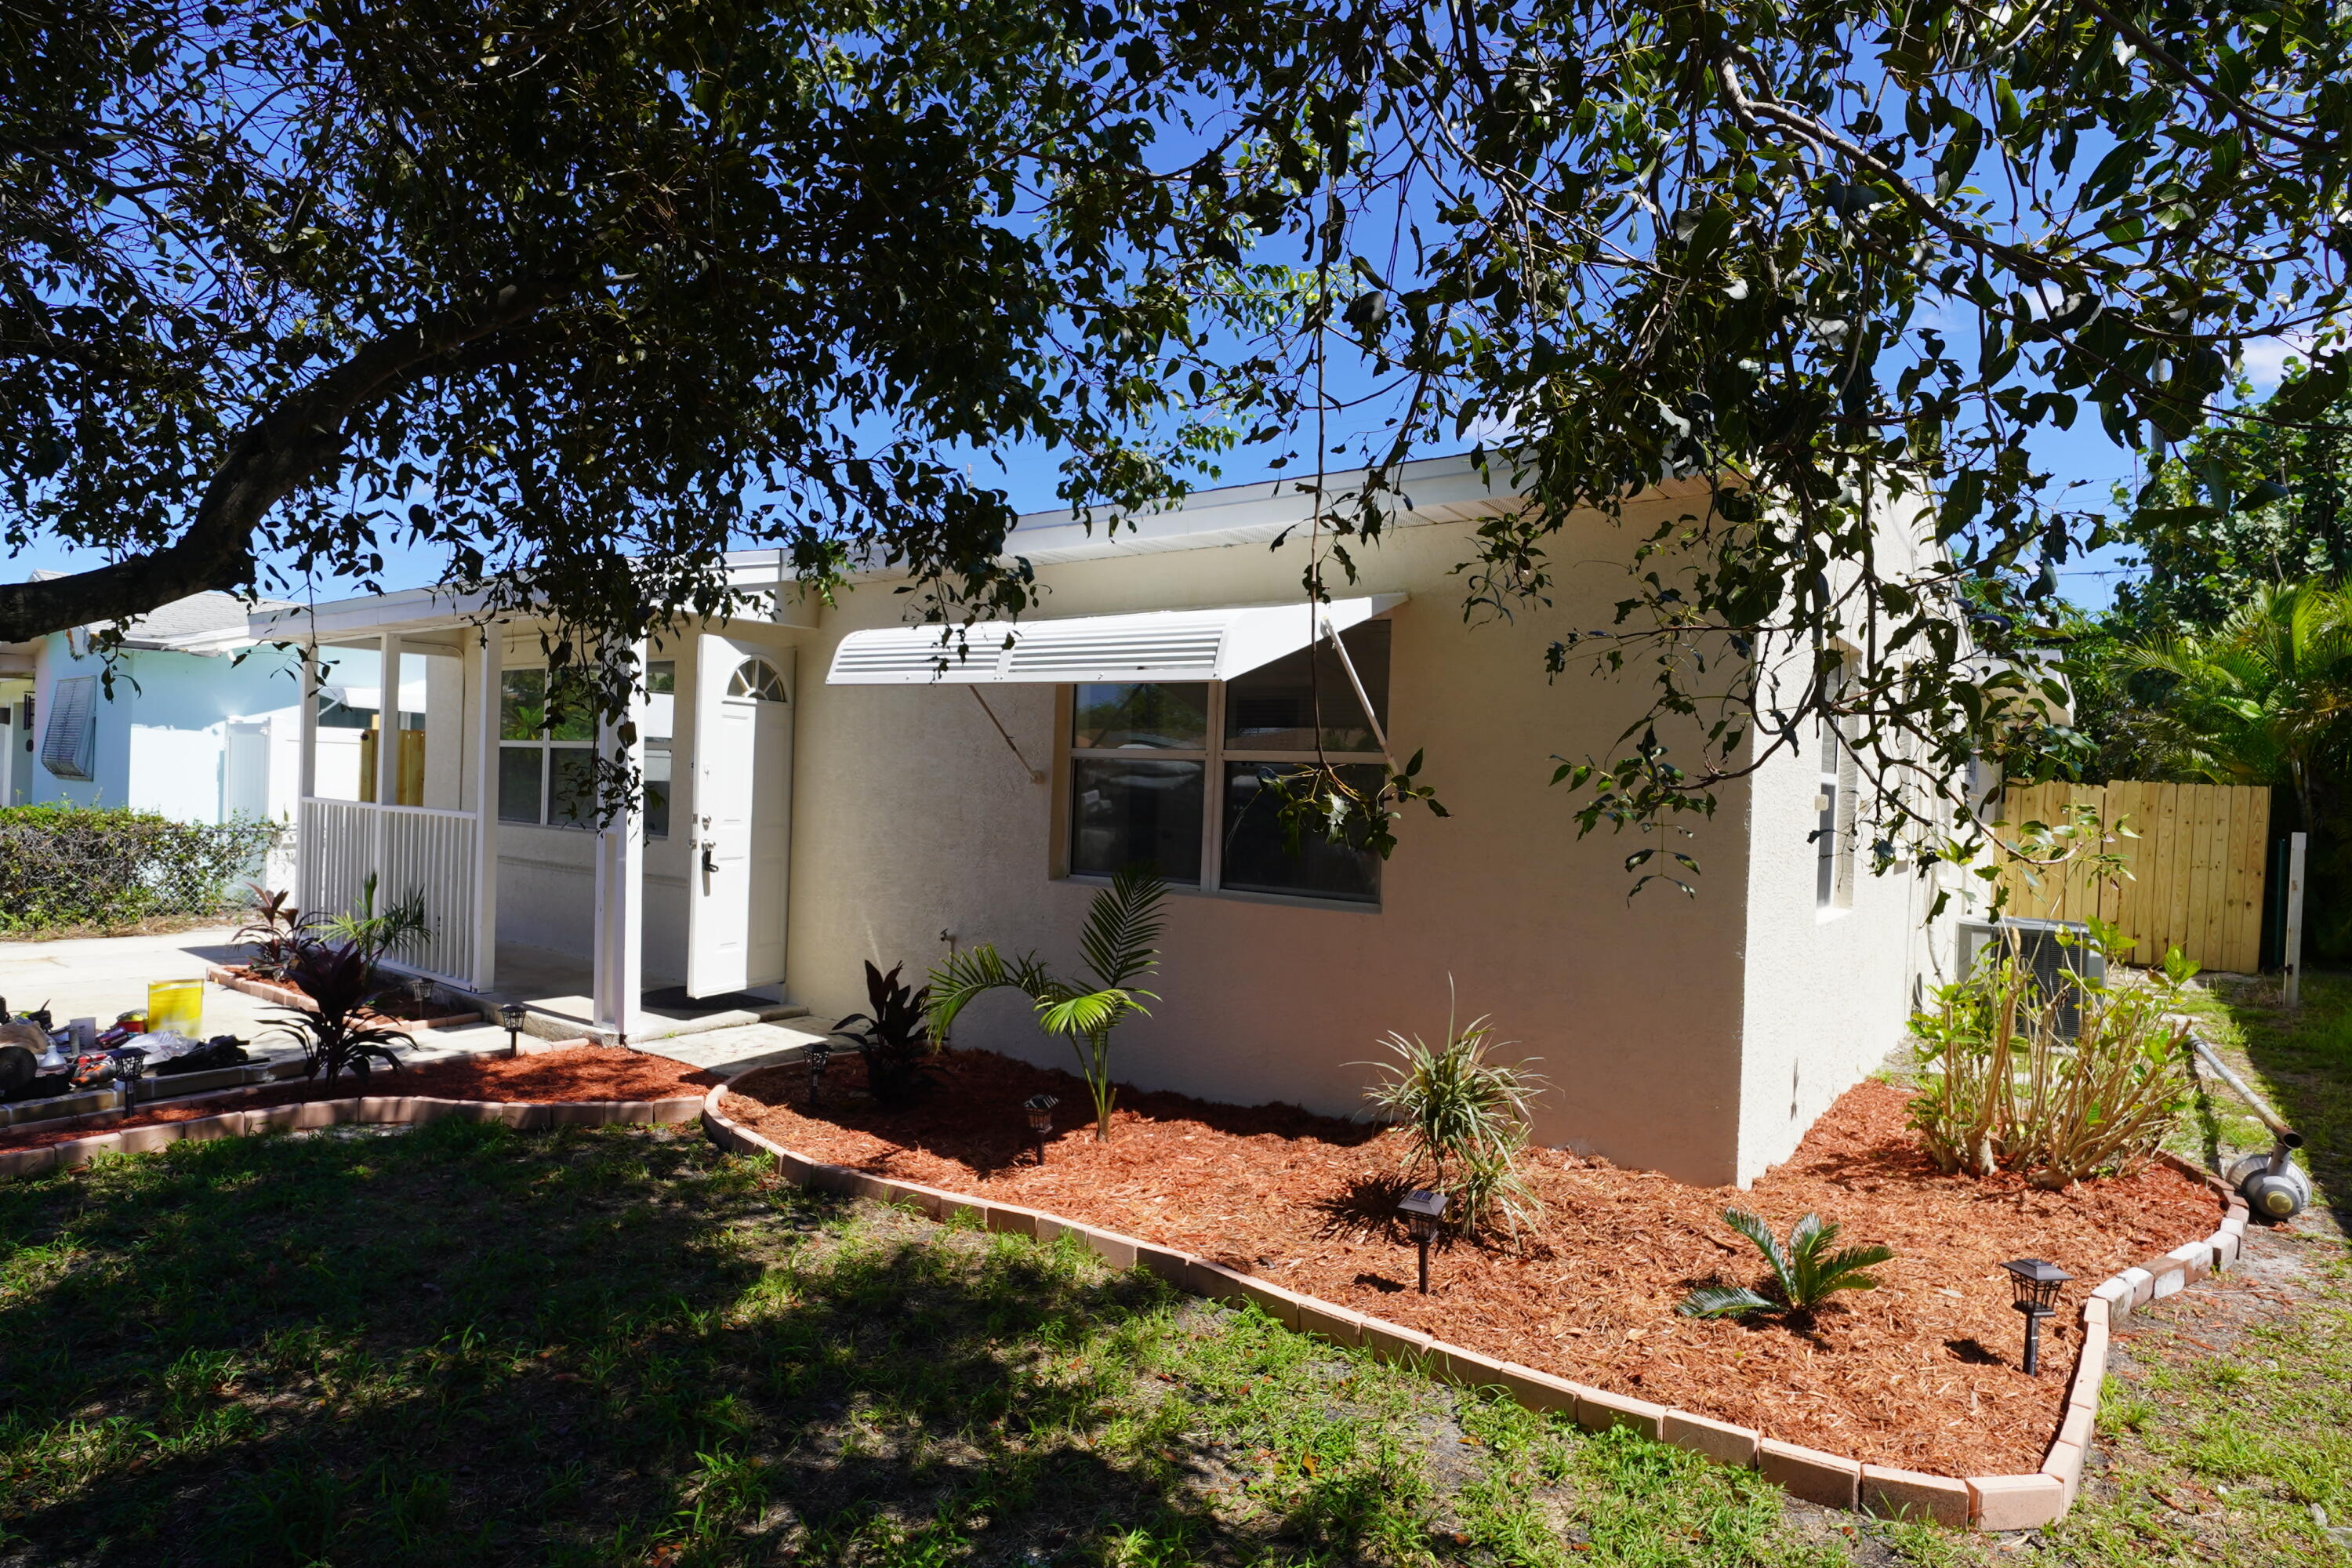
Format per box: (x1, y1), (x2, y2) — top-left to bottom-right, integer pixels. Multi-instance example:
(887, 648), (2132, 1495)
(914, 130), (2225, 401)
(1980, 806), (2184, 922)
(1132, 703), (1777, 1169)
(0, 806), (283, 935)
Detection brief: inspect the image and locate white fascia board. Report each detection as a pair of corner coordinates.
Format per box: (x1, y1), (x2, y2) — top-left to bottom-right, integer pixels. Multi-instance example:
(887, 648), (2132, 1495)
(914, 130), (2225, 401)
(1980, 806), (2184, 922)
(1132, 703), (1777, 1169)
(247, 584), (495, 644)
(827, 593), (1403, 686)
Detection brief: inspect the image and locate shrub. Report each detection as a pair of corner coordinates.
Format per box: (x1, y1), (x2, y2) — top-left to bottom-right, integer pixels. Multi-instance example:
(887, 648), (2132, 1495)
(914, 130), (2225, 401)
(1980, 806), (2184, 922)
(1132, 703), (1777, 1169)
(928, 865), (1166, 1142)
(829, 961), (939, 1106)
(1679, 1210), (1893, 1322)
(269, 940), (411, 1087)
(1360, 993), (1548, 1240)
(1907, 924), (2194, 1188)
(0, 805), (282, 935)
(232, 884), (305, 978)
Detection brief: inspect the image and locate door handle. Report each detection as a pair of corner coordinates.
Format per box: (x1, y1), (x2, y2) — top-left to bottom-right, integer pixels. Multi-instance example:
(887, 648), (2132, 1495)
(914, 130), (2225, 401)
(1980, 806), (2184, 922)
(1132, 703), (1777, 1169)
(700, 839), (719, 876)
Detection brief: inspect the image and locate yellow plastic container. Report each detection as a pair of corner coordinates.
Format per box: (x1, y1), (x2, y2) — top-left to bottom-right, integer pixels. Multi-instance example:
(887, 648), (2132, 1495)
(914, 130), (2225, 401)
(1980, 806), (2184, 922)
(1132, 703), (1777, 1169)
(146, 979), (205, 1040)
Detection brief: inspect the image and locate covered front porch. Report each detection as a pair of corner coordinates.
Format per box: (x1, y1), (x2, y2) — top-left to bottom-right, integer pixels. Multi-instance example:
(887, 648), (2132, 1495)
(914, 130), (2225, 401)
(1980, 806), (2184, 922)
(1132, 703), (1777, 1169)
(260, 572), (817, 1044)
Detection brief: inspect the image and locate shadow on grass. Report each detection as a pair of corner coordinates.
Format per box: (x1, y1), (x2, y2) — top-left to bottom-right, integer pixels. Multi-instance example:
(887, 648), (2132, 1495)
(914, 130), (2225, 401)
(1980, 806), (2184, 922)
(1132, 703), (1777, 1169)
(0, 1118), (1447, 1568)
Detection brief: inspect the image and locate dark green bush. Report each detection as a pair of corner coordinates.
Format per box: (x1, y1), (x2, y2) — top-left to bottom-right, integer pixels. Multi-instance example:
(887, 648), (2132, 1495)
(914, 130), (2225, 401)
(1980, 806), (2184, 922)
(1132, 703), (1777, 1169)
(0, 806), (282, 935)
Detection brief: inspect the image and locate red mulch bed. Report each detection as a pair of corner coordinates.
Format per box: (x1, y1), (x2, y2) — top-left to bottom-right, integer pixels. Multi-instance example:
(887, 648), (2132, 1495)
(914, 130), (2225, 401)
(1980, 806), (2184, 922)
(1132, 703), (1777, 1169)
(0, 1047), (717, 1153)
(723, 1051), (2223, 1476)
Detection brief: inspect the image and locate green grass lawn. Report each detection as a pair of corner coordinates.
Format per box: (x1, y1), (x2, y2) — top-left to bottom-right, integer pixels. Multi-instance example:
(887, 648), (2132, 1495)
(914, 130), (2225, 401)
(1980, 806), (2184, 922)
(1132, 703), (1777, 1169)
(2, 967), (2347, 1568)
(0, 1120), (1870, 1568)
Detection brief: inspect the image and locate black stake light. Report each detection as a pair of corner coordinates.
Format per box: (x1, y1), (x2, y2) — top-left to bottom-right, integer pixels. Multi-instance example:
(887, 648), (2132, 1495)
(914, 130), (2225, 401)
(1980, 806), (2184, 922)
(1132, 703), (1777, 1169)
(805, 1038), (833, 1106)
(1397, 1189), (1450, 1294)
(1023, 1094), (1059, 1164)
(2001, 1258), (2072, 1375)
(404, 975), (434, 1020)
(496, 1001), (528, 1059)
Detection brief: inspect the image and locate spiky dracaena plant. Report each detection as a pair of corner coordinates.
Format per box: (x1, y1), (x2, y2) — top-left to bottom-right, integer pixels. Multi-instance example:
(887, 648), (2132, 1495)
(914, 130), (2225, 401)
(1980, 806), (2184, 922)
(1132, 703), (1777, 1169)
(1679, 1210), (1894, 1323)
(1359, 989), (1549, 1240)
(269, 940), (414, 1088)
(926, 866), (1165, 1142)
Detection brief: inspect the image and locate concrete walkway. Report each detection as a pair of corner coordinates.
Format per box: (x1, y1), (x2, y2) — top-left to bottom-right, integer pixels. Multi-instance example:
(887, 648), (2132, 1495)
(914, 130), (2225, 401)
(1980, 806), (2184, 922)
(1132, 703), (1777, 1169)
(0, 926), (830, 1081)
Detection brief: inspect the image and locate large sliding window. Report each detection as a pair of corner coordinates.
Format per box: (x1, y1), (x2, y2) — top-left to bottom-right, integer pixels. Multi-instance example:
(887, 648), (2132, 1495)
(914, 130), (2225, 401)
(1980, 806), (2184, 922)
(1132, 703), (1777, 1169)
(1065, 621), (1390, 906)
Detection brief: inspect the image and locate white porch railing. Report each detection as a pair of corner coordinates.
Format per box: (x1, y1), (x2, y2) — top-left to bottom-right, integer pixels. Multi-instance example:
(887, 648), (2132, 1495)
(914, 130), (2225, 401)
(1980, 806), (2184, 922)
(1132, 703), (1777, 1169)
(297, 797), (481, 988)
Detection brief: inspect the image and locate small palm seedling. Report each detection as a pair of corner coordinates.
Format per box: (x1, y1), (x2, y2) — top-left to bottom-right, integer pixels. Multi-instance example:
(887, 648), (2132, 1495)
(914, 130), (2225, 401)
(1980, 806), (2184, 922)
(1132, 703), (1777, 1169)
(829, 961), (938, 1106)
(269, 940), (414, 1087)
(927, 865), (1165, 1142)
(1679, 1210), (1894, 1323)
(1359, 987), (1549, 1240)
(314, 872), (430, 986)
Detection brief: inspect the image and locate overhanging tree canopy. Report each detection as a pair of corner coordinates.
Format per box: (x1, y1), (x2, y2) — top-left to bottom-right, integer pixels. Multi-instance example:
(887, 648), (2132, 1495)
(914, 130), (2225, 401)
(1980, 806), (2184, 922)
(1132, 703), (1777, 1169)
(6, 0), (2349, 880)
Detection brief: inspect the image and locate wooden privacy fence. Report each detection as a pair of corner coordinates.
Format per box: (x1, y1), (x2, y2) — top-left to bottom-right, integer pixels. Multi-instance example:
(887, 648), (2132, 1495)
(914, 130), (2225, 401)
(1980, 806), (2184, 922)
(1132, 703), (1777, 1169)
(1995, 781), (2273, 974)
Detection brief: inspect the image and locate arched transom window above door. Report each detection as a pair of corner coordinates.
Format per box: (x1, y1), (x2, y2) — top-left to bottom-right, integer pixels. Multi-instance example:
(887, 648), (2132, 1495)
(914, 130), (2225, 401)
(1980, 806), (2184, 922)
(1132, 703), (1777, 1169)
(727, 659), (788, 702)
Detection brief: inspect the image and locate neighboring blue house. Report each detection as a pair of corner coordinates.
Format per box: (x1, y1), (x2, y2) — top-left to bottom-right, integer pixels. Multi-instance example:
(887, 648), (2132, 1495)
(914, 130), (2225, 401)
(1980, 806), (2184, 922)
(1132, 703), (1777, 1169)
(0, 578), (304, 834)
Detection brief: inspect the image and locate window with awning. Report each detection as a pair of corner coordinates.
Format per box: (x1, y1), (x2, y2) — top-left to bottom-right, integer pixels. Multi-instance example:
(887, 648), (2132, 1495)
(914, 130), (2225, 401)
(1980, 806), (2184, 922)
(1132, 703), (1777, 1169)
(829, 597), (1405, 906)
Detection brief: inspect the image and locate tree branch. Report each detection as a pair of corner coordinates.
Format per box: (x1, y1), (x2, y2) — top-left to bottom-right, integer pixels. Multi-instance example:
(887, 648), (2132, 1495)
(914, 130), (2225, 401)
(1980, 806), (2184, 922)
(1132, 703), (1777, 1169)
(0, 280), (565, 643)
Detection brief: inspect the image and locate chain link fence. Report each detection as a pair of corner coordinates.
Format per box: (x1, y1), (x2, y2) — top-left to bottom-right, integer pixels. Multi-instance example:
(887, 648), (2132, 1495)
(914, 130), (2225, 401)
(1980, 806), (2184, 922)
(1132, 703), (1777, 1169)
(0, 807), (284, 935)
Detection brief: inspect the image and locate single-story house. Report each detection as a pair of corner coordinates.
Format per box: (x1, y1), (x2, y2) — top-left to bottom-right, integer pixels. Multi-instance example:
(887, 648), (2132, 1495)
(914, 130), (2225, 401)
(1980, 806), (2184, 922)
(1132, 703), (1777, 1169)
(251, 456), (1980, 1185)
(1, 580), (303, 837)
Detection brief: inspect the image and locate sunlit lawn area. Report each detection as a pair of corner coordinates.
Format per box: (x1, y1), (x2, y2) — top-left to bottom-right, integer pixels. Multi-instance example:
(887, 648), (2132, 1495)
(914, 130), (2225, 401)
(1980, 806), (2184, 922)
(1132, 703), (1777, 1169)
(0, 971), (2346, 1567)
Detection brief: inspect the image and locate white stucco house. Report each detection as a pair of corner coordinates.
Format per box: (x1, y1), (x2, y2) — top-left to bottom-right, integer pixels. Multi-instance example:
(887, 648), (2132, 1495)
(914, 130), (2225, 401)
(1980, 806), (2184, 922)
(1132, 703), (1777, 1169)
(1, 582), (304, 840)
(250, 457), (1968, 1185)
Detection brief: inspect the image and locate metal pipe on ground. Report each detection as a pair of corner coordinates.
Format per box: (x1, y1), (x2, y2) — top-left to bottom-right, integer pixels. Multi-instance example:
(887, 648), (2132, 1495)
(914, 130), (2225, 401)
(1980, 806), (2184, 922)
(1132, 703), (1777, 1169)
(2177, 1025), (2312, 1221)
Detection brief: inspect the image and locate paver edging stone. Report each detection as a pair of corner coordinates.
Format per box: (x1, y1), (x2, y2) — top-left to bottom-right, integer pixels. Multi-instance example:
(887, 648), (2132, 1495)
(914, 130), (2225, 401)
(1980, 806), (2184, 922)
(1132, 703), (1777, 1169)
(697, 1082), (2250, 1530)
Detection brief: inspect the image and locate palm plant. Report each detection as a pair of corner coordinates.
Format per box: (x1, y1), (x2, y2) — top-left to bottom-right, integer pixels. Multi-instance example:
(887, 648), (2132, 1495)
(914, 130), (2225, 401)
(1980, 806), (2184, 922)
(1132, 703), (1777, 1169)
(314, 872), (430, 984)
(927, 866), (1165, 1142)
(2116, 582), (2352, 837)
(268, 939), (413, 1087)
(1679, 1210), (1894, 1323)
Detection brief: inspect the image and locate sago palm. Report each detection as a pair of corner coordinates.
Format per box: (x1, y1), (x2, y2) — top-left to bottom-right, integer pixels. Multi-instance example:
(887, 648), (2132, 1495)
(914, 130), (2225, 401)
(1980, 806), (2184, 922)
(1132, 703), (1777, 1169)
(927, 866), (1167, 1142)
(1679, 1210), (1894, 1323)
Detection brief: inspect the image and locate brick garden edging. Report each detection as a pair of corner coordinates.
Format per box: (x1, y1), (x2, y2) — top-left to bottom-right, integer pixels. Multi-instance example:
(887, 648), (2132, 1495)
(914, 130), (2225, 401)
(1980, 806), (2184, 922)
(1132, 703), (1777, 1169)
(699, 1083), (2252, 1532)
(0, 1090), (707, 1181)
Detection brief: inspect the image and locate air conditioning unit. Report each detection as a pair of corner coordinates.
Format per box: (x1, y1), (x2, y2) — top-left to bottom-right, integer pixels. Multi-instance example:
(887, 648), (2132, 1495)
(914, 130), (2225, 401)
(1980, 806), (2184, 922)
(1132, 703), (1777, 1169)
(1955, 916), (2107, 1037)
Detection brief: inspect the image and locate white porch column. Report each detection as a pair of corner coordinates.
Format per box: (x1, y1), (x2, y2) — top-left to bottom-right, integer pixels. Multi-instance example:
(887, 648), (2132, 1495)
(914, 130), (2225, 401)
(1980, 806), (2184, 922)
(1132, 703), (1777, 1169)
(591, 641), (648, 1040)
(468, 631), (502, 992)
(296, 647), (319, 913)
(297, 647), (319, 800)
(374, 633), (401, 807)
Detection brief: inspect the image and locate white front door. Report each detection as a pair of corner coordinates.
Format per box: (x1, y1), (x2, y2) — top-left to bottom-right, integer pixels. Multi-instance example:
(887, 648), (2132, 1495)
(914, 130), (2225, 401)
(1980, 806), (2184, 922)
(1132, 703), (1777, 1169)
(685, 637), (794, 999)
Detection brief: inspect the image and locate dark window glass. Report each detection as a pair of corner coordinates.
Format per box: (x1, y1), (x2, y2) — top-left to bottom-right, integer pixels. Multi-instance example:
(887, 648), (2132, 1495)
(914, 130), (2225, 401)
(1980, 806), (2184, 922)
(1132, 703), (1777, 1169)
(645, 746), (672, 840)
(1072, 683), (1210, 750)
(548, 748), (598, 826)
(497, 747), (543, 824)
(1224, 621), (1389, 753)
(318, 695), (376, 731)
(1069, 757), (1203, 883)
(499, 670), (545, 740)
(647, 661), (677, 695)
(1219, 763), (1382, 903)
(546, 670), (596, 742)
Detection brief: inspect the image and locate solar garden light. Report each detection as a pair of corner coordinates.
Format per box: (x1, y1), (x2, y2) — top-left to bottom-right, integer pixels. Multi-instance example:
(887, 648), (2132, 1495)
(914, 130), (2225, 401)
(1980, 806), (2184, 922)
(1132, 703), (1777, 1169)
(1396, 1188), (1450, 1295)
(496, 1001), (528, 1059)
(2001, 1258), (2072, 1375)
(805, 1038), (833, 1105)
(1023, 1093), (1059, 1164)
(404, 975), (434, 1018)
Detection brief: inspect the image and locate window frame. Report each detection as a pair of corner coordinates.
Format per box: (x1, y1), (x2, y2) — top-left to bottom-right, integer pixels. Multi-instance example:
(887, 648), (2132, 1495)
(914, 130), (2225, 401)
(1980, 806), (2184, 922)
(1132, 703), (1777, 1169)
(1056, 675), (1391, 910)
(496, 666), (599, 830)
(1814, 666), (1860, 916)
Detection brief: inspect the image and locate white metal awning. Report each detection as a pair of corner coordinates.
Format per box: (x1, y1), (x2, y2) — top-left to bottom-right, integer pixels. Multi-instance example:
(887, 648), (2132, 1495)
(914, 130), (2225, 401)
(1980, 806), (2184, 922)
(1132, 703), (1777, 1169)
(826, 593), (1405, 686)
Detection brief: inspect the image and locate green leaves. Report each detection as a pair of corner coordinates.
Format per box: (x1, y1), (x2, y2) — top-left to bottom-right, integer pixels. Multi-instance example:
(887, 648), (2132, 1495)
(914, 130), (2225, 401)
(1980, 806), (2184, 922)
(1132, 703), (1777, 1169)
(1678, 1209), (1893, 1319)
